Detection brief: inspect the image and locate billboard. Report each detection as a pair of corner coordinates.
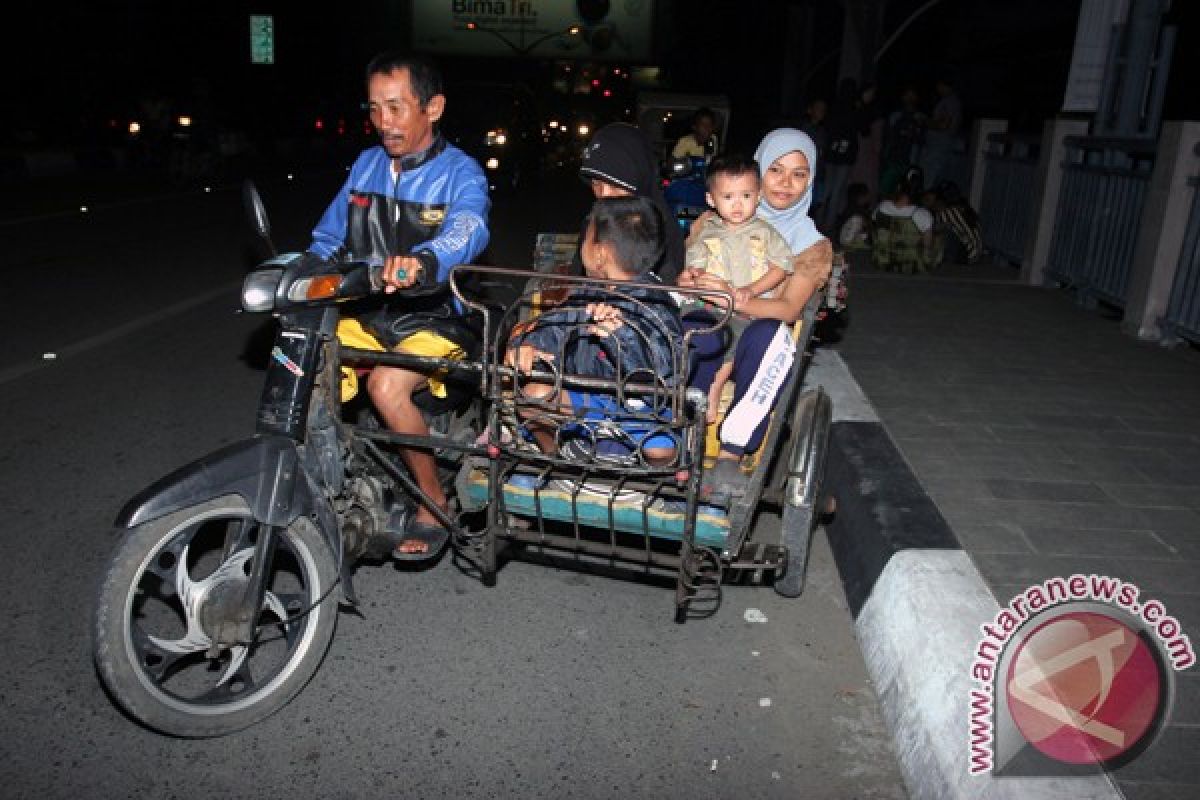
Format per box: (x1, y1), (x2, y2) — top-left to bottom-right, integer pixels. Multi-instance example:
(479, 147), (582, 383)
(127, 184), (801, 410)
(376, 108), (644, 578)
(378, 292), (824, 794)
(412, 0), (654, 61)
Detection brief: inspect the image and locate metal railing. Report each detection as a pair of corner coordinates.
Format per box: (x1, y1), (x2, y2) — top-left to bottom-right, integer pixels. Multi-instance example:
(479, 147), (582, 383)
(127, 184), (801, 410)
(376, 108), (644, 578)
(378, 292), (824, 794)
(979, 133), (1041, 265)
(1163, 154), (1200, 343)
(1045, 136), (1156, 306)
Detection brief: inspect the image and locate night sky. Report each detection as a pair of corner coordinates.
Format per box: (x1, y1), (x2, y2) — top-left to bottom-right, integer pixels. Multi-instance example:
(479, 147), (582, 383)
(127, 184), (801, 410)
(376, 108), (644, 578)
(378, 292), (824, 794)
(5, 1), (1197, 150)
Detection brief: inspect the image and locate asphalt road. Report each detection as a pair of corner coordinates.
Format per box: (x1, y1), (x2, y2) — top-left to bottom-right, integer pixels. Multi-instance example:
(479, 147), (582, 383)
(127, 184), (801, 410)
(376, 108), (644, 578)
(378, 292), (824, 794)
(0, 166), (905, 799)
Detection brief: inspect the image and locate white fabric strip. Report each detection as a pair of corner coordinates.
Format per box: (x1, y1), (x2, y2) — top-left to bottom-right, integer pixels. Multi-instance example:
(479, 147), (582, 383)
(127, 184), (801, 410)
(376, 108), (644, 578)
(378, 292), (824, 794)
(721, 323), (795, 448)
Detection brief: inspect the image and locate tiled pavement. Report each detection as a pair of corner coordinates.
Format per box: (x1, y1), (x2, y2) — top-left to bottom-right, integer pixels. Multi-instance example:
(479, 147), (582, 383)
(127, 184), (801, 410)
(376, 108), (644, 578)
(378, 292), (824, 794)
(830, 262), (1200, 799)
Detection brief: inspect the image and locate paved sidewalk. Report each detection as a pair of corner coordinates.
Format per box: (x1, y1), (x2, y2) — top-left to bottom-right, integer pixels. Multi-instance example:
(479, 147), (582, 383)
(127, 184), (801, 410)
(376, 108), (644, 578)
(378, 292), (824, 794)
(830, 263), (1200, 799)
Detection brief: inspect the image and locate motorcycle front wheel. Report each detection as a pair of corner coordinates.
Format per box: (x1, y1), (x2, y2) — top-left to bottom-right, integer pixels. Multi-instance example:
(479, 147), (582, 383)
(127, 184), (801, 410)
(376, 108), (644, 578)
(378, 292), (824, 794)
(93, 496), (338, 737)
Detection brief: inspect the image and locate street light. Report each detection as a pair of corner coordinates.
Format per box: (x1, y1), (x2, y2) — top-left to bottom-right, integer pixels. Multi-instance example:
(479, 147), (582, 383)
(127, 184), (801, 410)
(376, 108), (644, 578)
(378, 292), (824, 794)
(465, 21), (582, 57)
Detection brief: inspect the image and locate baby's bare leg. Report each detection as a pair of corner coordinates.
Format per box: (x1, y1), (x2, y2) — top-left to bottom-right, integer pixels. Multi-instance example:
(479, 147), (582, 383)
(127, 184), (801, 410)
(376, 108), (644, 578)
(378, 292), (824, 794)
(707, 361), (735, 424)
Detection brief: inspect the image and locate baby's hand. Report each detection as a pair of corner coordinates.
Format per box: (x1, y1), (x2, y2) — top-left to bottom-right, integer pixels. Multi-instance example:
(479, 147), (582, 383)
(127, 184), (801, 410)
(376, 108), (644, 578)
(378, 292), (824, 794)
(677, 265), (705, 289)
(733, 287), (752, 306)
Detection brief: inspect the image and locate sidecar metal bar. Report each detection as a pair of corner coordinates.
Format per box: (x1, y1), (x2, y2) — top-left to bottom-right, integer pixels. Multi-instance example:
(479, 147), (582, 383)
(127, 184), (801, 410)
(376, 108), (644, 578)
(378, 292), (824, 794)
(448, 264), (735, 334)
(362, 440), (464, 538)
(338, 347), (482, 377)
(449, 264), (733, 399)
(489, 446), (685, 481)
(339, 346), (674, 400)
(640, 477), (671, 563)
(354, 427), (485, 455)
(504, 527), (689, 571)
(607, 475), (629, 557)
(567, 470), (587, 550)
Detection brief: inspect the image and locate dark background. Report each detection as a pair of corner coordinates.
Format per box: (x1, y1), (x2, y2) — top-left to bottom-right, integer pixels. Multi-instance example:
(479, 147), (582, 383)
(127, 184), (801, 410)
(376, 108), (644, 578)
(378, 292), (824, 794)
(5, 0), (1198, 155)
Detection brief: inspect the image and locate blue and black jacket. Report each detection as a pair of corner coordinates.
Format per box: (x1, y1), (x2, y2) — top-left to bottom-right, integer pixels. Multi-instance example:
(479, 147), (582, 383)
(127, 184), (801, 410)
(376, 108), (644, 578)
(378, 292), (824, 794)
(309, 136), (490, 343)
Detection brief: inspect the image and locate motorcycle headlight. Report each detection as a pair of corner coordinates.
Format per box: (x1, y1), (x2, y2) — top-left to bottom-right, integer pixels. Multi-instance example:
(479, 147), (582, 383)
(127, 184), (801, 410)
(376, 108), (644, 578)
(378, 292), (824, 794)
(666, 156), (692, 179)
(241, 268), (283, 312)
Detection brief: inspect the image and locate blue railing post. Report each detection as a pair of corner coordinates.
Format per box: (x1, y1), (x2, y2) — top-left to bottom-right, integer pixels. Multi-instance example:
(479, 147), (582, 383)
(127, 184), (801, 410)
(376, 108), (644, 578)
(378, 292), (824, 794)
(1140, 123), (1200, 343)
(1044, 136), (1156, 306)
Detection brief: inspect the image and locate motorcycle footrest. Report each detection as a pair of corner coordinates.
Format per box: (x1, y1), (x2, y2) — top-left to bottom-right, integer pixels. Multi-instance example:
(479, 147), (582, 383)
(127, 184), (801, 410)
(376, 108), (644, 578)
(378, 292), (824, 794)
(726, 542), (787, 570)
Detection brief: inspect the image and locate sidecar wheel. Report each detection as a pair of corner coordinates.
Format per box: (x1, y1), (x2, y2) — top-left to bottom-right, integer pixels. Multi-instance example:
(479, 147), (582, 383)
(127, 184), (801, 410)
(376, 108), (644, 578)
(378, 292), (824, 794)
(773, 503), (816, 598)
(93, 496), (338, 737)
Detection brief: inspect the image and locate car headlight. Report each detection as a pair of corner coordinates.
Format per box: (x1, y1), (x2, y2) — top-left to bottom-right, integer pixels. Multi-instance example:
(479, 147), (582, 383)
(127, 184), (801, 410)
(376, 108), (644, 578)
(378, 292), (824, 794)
(485, 157), (500, 170)
(241, 268), (283, 312)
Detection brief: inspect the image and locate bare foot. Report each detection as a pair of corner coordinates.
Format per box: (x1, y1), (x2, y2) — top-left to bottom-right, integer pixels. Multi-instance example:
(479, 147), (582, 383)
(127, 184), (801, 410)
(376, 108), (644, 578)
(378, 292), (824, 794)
(396, 538), (430, 555)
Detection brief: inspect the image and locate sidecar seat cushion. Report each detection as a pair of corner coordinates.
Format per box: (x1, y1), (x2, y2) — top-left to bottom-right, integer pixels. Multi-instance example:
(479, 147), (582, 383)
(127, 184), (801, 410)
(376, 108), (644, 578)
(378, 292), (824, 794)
(464, 469), (729, 548)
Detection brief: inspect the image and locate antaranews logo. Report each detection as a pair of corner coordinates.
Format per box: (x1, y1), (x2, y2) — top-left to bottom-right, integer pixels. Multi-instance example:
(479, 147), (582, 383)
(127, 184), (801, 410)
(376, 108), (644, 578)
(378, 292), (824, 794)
(967, 574), (1195, 777)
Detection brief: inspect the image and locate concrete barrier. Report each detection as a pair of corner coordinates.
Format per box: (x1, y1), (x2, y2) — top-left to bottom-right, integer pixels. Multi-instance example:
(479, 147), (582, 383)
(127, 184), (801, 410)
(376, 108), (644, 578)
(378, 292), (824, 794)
(807, 349), (1124, 799)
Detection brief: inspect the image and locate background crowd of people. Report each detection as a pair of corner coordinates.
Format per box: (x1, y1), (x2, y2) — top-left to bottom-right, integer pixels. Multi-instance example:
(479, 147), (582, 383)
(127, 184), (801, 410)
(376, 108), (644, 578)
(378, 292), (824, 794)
(792, 77), (984, 274)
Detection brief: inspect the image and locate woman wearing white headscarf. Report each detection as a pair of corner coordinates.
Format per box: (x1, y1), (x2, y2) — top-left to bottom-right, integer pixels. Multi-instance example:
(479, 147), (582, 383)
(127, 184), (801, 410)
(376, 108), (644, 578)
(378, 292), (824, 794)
(678, 128), (832, 498)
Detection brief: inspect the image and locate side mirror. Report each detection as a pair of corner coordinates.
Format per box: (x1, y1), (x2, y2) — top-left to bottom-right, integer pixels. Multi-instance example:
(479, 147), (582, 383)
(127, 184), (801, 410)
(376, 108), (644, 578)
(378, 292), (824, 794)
(242, 179), (277, 258)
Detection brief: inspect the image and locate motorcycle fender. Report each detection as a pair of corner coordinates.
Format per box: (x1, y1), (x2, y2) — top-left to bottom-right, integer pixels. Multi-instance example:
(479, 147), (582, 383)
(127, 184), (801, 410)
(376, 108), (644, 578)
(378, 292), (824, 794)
(115, 435), (342, 565)
(783, 387), (833, 510)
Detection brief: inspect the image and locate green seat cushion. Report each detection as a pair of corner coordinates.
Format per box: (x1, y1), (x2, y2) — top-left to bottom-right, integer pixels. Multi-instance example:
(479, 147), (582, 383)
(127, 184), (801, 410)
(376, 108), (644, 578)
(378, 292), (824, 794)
(465, 469), (730, 548)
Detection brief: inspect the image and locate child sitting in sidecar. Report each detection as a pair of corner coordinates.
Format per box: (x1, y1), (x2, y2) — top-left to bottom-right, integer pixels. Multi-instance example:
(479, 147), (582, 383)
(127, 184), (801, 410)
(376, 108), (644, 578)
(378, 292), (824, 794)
(505, 195), (683, 467)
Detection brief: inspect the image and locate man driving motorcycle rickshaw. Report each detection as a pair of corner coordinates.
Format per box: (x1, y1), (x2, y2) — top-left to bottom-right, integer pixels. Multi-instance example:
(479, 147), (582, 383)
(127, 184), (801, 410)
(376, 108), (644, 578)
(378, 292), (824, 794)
(305, 52), (491, 562)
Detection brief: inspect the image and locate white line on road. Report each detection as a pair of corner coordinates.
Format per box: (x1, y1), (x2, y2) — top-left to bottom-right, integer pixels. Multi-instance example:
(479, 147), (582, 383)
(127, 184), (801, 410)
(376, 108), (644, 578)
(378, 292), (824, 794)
(0, 280), (243, 386)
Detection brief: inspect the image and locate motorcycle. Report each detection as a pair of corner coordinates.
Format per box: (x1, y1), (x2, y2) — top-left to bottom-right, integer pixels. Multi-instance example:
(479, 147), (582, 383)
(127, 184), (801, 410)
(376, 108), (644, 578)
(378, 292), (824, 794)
(662, 155), (709, 233)
(92, 182), (484, 737)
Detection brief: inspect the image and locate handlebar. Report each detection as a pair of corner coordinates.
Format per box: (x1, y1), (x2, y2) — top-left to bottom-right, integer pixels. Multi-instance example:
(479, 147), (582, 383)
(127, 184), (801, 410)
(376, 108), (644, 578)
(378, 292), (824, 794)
(241, 256), (392, 313)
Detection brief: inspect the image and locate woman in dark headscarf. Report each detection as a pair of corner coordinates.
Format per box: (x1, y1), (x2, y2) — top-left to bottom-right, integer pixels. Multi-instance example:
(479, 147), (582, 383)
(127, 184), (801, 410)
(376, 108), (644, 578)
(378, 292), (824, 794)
(571, 122), (684, 284)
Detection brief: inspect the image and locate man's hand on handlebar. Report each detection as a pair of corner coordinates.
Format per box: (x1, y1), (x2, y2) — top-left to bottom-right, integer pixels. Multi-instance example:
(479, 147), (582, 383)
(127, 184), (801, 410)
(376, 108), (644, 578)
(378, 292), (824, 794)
(382, 254), (426, 294)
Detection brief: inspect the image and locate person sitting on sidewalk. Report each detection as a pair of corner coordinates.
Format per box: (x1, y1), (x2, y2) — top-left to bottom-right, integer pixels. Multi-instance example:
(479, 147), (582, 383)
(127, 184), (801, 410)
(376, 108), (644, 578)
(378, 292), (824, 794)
(872, 179), (934, 274)
(836, 181), (874, 272)
(506, 195), (683, 467)
(681, 153), (793, 424)
(933, 181), (984, 265)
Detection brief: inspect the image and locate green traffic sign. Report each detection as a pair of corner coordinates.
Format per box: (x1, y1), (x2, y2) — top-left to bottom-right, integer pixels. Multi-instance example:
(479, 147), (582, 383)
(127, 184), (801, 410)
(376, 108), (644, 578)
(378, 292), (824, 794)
(250, 15), (274, 65)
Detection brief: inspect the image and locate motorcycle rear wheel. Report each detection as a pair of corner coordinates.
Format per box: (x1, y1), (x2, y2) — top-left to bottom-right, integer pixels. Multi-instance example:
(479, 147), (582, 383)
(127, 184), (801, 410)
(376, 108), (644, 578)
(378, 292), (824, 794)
(93, 496), (338, 737)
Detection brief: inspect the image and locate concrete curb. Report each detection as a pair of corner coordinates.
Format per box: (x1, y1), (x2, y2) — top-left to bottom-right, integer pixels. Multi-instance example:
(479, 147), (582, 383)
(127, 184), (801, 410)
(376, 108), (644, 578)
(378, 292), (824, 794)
(807, 349), (1124, 799)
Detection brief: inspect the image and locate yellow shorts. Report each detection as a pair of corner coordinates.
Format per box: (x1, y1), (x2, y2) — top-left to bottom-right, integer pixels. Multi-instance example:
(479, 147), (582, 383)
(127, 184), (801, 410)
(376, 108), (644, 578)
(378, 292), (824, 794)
(336, 318), (465, 402)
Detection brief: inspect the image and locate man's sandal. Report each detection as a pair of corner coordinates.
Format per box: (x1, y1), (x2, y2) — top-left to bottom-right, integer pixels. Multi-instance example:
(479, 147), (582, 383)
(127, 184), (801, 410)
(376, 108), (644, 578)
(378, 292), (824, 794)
(389, 517), (451, 563)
